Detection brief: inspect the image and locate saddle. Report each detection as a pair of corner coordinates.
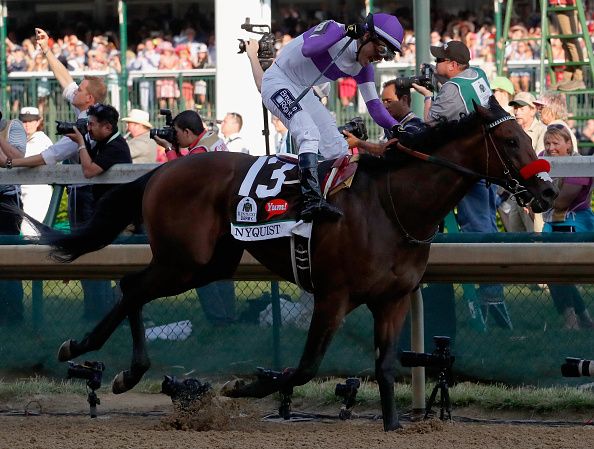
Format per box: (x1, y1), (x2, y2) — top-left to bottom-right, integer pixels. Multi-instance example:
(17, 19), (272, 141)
(231, 153), (359, 292)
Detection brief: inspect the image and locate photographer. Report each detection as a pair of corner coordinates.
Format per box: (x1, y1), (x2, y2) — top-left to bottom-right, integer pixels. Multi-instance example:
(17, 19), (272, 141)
(0, 28), (112, 323)
(0, 28), (107, 170)
(343, 79), (424, 155)
(260, 13), (404, 222)
(152, 110), (228, 159)
(411, 40), (490, 125)
(151, 109), (234, 326)
(65, 104), (132, 201)
(412, 41), (509, 327)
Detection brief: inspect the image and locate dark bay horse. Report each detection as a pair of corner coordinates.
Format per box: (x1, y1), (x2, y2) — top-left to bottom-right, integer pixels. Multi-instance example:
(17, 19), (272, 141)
(33, 97), (555, 431)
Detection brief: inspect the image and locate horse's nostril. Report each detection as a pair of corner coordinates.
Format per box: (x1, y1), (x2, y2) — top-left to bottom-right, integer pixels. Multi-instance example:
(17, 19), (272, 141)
(543, 187), (557, 200)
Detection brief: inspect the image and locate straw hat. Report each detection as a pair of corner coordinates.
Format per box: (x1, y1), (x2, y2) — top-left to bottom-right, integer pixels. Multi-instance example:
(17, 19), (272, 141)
(122, 109), (152, 128)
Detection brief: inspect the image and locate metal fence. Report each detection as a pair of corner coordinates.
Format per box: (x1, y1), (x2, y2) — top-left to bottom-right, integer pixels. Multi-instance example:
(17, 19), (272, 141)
(0, 277), (592, 388)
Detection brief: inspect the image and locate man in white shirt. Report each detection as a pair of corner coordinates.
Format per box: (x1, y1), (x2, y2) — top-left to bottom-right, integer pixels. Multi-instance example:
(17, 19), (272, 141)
(18, 107), (53, 236)
(219, 112), (250, 154)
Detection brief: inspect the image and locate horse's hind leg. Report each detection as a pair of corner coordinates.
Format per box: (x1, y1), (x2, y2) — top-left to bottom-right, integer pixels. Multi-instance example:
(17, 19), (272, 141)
(369, 293), (411, 431)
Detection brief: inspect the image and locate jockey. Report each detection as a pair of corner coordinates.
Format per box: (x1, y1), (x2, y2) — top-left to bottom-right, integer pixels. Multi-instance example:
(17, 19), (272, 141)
(153, 110), (227, 160)
(261, 13), (404, 222)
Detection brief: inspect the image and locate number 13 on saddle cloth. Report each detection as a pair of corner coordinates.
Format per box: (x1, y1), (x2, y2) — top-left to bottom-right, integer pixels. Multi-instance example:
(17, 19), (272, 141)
(230, 153), (358, 241)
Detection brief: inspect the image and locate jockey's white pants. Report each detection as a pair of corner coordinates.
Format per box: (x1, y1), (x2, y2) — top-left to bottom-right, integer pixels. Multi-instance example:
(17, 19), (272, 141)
(261, 64), (348, 160)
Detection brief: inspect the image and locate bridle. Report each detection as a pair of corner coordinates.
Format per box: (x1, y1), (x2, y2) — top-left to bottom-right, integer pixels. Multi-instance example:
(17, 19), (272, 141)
(386, 114), (552, 245)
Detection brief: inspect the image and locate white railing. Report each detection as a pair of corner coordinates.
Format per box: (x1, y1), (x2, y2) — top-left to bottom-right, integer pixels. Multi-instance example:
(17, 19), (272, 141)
(0, 156), (587, 185)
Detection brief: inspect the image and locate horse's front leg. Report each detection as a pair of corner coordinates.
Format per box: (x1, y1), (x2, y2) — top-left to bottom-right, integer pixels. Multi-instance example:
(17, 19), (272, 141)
(369, 292), (411, 431)
(226, 290), (350, 398)
(112, 306), (151, 394)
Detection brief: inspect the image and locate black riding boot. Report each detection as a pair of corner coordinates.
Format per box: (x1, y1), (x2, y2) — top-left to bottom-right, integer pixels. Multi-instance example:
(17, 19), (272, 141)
(298, 153), (343, 222)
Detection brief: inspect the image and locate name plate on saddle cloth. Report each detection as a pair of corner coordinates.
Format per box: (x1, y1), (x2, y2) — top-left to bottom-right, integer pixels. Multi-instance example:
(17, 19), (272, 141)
(230, 154), (359, 292)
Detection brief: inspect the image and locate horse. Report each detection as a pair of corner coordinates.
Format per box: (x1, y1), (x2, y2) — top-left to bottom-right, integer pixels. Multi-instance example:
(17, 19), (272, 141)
(30, 97), (556, 431)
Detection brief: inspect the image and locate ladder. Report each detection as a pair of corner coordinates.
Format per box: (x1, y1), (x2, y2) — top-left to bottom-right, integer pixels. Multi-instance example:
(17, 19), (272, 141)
(498, 0), (594, 152)
(498, 0), (594, 92)
(538, 0), (594, 93)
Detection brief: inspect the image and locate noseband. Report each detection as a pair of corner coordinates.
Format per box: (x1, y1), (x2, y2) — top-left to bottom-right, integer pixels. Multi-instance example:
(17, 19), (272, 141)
(483, 115), (551, 205)
(387, 114), (552, 244)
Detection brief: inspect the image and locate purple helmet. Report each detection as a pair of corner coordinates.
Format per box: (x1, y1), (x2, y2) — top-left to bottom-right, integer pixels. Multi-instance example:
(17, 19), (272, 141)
(365, 13), (403, 53)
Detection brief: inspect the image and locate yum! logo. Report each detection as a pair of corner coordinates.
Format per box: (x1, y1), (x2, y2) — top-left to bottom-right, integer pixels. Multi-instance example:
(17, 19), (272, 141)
(265, 199), (289, 220)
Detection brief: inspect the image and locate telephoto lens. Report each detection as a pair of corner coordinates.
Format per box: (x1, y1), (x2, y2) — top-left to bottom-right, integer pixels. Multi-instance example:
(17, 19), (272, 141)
(561, 357), (594, 377)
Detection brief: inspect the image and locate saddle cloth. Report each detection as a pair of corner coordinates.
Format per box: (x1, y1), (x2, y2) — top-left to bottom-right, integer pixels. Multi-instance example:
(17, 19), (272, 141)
(230, 153), (359, 242)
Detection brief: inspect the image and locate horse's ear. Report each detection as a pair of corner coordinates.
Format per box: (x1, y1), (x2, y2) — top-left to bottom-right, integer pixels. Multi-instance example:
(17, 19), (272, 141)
(473, 99), (491, 119)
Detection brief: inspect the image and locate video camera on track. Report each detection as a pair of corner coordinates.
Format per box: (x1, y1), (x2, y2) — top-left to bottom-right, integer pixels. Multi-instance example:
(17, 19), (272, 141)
(237, 18), (276, 70)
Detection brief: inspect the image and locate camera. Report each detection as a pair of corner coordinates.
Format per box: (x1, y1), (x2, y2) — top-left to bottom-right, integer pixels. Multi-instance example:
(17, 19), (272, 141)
(149, 108), (176, 144)
(394, 63), (437, 92)
(56, 118), (88, 135)
(335, 378), (360, 420)
(237, 17), (276, 70)
(67, 360), (105, 390)
(161, 375), (211, 407)
(338, 117), (368, 141)
(335, 378), (360, 401)
(561, 357), (594, 377)
(399, 336), (454, 369)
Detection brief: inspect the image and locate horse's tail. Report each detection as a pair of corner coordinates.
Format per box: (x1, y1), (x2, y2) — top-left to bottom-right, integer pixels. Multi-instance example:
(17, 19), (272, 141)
(41, 169), (160, 263)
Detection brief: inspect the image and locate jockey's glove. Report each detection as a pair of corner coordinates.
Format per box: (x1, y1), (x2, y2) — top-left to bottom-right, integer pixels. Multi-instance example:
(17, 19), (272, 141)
(345, 23), (366, 39)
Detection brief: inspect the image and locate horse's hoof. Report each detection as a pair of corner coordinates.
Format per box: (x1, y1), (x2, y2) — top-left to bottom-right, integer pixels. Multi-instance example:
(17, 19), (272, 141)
(57, 339), (75, 362)
(220, 379), (246, 397)
(112, 371), (130, 394)
(384, 421), (403, 432)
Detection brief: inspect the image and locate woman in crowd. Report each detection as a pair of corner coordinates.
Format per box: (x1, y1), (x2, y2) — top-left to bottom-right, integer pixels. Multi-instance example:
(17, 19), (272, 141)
(540, 124), (594, 329)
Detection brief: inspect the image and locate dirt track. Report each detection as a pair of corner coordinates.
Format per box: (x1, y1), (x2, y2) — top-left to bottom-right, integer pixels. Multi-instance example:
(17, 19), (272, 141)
(0, 393), (592, 449)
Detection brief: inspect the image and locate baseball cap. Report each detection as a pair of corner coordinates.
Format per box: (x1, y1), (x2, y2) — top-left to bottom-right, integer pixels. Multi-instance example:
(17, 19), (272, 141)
(430, 40), (471, 64)
(490, 76), (515, 96)
(19, 106), (41, 122)
(509, 91), (536, 108)
(533, 95), (549, 107)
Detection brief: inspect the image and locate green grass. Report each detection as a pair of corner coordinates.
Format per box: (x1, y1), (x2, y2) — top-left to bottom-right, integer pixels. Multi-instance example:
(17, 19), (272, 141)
(1, 377), (593, 414)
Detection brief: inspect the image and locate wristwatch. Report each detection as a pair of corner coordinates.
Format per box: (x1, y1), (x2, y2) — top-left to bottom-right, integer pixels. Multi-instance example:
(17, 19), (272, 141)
(5, 158), (12, 169)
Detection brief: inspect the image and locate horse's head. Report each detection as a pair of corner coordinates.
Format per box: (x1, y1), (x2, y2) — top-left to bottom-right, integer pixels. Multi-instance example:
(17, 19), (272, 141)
(475, 96), (557, 213)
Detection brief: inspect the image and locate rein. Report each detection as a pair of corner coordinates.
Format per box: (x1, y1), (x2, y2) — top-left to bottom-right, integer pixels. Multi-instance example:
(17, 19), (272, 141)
(386, 114), (549, 245)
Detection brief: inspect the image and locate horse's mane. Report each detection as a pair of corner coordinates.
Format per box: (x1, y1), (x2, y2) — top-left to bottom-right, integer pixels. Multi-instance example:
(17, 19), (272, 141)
(358, 99), (508, 171)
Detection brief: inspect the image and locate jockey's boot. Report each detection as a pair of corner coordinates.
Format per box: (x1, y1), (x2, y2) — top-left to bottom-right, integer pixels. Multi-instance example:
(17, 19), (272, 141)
(298, 152), (343, 222)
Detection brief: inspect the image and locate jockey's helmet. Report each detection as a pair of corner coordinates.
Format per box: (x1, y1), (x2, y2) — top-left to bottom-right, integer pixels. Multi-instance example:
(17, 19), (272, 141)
(365, 13), (403, 54)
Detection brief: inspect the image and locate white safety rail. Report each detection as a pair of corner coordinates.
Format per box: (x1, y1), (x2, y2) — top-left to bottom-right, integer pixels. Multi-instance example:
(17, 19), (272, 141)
(0, 155), (587, 185)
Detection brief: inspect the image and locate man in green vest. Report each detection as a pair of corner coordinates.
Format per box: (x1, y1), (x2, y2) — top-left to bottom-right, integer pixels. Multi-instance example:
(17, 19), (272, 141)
(412, 40), (512, 330)
(413, 40), (491, 123)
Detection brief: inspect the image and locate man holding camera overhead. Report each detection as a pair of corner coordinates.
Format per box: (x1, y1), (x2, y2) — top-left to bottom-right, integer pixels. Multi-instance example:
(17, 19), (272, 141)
(260, 13), (405, 222)
(0, 28), (107, 171)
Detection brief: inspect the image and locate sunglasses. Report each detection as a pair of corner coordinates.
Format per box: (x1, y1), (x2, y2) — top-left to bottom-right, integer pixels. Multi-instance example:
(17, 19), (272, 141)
(435, 57), (451, 64)
(375, 41), (396, 61)
(547, 124), (567, 130)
